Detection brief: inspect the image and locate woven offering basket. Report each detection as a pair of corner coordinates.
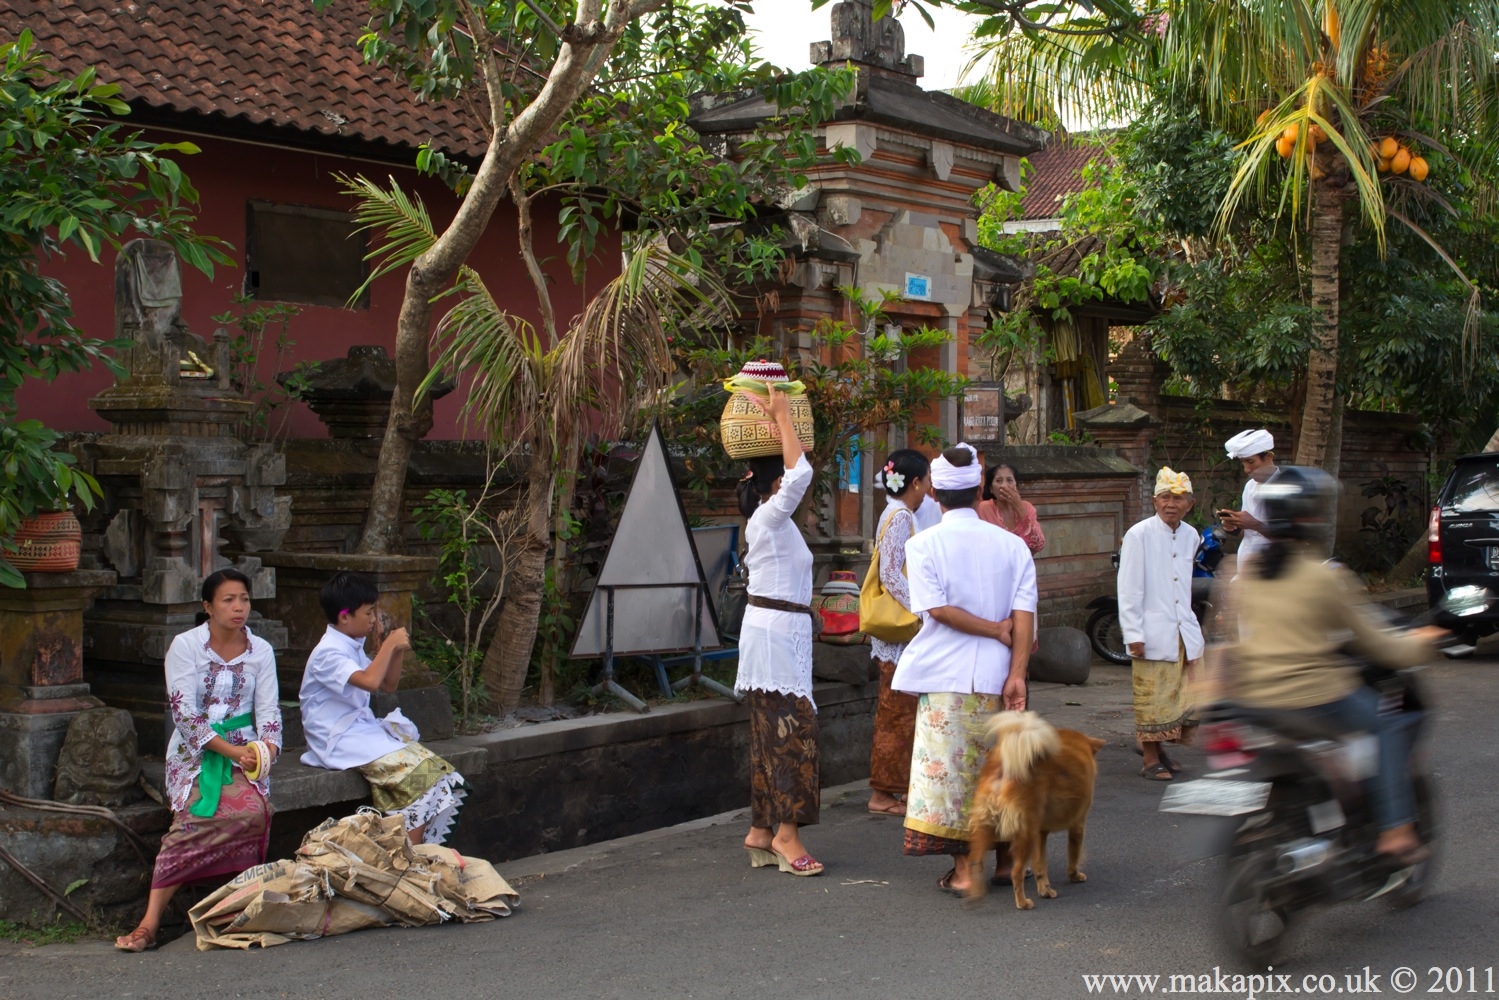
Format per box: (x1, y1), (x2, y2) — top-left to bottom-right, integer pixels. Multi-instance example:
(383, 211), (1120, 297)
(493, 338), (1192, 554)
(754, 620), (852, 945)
(720, 390), (815, 459)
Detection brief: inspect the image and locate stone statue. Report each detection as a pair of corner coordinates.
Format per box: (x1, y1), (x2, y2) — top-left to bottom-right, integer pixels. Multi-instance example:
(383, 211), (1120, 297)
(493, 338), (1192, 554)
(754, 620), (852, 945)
(114, 238), (222, 385)
(52, 707), (143, 807)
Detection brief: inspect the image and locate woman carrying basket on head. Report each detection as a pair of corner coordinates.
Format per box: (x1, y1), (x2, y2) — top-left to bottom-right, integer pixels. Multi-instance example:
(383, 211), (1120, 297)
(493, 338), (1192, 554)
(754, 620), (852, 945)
(734, 383), (824, 877)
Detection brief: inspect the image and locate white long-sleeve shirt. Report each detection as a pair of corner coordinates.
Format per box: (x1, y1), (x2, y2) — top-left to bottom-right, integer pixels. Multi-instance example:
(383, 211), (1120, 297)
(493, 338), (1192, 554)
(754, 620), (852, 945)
(1237, 476), (1272, 561)
(1117, 514), (1205, 661)
(890, 507), (1038, 696)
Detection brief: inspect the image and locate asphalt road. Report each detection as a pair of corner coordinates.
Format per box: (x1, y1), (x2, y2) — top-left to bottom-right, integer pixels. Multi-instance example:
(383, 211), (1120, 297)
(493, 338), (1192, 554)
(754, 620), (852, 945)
(4, 653), (1497, 1000)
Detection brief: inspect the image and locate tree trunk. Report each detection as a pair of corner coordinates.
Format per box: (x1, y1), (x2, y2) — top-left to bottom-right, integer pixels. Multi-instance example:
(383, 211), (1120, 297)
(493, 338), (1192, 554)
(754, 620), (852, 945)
(1294, 181), (1346, 471)
(353, 0), (652, 554)
(479, 451), (554, 713)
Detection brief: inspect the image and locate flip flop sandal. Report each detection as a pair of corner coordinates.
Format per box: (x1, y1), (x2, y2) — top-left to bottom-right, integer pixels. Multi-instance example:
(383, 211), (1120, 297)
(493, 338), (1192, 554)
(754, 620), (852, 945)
(867, 800), (907, 816)
(1157, 749), (1188, 773)
(937, 868), (966, 897)
(1140, 763), (1174, 780)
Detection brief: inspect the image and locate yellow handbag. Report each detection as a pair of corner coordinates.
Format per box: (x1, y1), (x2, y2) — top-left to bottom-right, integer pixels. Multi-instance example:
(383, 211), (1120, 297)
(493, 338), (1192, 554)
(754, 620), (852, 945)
(858, 514), (921, 644)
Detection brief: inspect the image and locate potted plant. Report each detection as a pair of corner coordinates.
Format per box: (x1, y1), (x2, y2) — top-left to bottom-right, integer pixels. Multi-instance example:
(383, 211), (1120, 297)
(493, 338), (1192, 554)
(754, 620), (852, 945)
(0, 419), (98, 583)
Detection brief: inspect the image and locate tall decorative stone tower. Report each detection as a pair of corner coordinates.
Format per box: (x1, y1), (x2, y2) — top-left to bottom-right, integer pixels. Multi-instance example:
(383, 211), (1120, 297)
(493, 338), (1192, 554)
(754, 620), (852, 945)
(77, 239), (291, 750)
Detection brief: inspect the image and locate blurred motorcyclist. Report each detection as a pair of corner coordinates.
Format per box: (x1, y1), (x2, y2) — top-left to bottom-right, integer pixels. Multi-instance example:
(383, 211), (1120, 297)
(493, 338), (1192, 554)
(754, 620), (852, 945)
(1223, 466), (1446, 864)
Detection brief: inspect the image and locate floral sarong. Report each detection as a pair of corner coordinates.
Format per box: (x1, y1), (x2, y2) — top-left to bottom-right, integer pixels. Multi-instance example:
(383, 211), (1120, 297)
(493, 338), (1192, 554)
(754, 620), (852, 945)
(358, 743), (468, 846)
(746, 688), (820, 828)
(902, 692), (1001, 855)
(151, 770), (270, 889)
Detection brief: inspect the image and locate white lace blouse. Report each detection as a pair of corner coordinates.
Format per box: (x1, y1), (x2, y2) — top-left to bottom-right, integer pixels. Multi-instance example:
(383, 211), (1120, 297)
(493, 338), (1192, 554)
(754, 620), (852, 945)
(869, 498), (917, 665)
(734, 455), (817, 707)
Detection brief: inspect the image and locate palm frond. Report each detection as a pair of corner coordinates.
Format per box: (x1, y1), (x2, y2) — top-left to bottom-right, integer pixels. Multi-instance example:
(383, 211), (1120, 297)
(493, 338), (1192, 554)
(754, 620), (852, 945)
(336, 174), (440, 306)
(422, 265), (545, 458)
(550, 246), (734, 443)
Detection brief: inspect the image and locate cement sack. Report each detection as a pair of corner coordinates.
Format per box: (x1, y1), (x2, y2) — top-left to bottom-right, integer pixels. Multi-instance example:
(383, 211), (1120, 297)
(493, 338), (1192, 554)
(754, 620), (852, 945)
(191, 810), (519, 951)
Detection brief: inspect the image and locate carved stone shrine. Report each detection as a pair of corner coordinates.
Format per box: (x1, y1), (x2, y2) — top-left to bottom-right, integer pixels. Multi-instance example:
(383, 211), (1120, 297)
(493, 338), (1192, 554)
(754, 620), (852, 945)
(75, 239), (292, 752)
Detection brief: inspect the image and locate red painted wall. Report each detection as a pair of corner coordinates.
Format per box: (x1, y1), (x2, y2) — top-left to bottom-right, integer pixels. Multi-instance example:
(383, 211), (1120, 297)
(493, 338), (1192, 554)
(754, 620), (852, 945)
(16, 126), (618, 440)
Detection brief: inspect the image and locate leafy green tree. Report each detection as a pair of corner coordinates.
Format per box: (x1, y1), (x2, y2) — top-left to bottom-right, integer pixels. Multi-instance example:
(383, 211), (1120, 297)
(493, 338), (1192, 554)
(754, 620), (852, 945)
(962, 0), (1499, 469)
(0, 30), (227, 587)
(338, 0), (857, 710)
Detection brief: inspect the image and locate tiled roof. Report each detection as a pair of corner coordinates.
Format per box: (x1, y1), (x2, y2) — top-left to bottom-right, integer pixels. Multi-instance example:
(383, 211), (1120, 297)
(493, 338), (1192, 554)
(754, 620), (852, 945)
(2, 0), (491, 159)
(1017, 138), (1112, 221)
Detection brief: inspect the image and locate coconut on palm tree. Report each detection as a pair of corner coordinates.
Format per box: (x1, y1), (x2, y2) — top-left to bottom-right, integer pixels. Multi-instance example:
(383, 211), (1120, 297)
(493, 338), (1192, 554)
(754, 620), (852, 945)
(961, 0), (1498, 468)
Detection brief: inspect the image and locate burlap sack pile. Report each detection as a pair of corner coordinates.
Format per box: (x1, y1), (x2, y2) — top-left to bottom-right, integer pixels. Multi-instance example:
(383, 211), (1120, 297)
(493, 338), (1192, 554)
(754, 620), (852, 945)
(189, 809), (519, 950)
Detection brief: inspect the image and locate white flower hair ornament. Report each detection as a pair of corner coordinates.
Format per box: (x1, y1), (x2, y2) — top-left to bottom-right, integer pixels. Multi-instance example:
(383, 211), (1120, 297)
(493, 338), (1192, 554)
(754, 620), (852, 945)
(884, 471), (906, 493)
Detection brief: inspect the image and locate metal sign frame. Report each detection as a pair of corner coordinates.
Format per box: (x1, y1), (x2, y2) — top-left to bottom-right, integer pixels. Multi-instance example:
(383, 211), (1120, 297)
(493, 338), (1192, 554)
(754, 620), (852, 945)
(570, 420), (732, 711)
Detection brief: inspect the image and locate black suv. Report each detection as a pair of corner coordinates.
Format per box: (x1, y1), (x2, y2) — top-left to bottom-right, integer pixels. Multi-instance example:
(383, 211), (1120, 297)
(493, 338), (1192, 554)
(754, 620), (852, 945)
(1427, 453), (1499, 647)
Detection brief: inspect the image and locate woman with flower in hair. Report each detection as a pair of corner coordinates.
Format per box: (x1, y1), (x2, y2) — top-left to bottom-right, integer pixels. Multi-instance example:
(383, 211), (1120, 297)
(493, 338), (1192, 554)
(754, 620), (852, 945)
(865, 448), (931, 817)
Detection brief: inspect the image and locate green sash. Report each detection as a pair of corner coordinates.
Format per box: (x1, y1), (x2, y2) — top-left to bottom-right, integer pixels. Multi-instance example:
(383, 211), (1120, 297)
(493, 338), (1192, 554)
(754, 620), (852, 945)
(189, 711), (254, 818)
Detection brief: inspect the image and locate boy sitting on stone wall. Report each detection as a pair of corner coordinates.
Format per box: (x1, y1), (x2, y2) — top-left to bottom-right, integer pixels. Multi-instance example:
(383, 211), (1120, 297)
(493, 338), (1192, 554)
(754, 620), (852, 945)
(299, 571), (467, 845)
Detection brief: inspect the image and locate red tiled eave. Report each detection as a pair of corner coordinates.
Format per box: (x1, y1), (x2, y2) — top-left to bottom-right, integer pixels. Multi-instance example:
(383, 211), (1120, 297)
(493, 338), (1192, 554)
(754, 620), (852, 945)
(2, 0), (492, 160)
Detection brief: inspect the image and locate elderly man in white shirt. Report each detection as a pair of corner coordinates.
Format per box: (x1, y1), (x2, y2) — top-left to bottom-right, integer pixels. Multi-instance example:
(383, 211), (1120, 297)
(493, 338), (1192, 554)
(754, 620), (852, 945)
(1218, 429), (1279, 569)
(1118, 467), (1206, 780)
(892, 443), (1037, 897)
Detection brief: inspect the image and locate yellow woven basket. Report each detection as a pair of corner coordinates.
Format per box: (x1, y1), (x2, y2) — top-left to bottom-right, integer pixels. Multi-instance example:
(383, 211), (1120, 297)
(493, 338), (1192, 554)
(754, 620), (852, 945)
(720, 389), (815, 459)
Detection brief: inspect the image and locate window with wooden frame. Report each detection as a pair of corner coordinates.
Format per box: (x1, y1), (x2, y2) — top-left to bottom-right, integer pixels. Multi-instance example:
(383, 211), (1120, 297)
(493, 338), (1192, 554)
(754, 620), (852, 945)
(245, 200), (369, 309)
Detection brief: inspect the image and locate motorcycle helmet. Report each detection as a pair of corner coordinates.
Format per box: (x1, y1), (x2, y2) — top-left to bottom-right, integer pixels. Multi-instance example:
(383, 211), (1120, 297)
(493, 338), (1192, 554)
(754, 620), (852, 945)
(1258, 465), (1338, 542)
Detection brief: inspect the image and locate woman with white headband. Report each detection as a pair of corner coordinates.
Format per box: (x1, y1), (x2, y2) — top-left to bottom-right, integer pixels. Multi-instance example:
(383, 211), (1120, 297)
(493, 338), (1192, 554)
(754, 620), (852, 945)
(891, 443), (1037, 897)
(734, 383), (824, 877)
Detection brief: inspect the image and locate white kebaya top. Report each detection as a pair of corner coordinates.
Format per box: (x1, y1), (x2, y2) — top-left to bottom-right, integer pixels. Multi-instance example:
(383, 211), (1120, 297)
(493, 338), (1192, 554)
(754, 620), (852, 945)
(735, 455), (817, 705)
(890, 507), (1039, 696)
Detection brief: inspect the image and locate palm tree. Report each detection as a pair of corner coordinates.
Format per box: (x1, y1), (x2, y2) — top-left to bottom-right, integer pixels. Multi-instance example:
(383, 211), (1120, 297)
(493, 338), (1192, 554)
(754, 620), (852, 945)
(345, 176), (731, 711)
(963, 0), (1498, 468)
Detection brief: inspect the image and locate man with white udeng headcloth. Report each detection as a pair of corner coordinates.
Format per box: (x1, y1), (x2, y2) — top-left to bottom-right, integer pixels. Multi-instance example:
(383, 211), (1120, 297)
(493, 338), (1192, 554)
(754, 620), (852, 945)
(1219, 429), (1279, 568)
(892, 443), (1037, 897)
(1118, 467), (1205, 781)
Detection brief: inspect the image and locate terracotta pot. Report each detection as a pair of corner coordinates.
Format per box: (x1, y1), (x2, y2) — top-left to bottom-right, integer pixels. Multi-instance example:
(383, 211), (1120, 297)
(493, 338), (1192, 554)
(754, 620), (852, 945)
(4, 511), (82, 573)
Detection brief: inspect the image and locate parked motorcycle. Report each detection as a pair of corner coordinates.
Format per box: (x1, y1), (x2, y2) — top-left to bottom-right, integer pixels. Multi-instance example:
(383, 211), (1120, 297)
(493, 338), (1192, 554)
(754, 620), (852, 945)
(1158, 585), (1486, 964)
(1085, 524), (1224, 664)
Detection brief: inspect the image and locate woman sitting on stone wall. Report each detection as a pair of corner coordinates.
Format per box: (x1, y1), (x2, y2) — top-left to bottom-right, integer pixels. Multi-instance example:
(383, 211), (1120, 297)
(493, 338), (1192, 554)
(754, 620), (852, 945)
(114, 568), (282, 952)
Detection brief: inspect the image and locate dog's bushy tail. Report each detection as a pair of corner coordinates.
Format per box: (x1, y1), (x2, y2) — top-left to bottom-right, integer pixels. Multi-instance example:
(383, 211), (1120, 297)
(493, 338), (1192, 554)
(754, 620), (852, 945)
(986, 711), (1060, 784)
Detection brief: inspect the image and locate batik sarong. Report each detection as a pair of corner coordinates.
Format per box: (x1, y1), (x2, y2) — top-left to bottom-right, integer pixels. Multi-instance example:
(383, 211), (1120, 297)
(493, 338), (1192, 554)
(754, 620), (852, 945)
(902, 692), (1001, 856)
(1132, 640), (1196, 743)
(358, 743), (468, 846)
(151, 770), (271, 889)
(868, 659), (918, 796)
(746, 688), (820, 828)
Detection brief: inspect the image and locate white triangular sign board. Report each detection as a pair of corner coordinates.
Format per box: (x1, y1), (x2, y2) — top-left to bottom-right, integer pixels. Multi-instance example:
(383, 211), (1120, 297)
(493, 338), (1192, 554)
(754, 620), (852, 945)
(571, 424), (721, 658)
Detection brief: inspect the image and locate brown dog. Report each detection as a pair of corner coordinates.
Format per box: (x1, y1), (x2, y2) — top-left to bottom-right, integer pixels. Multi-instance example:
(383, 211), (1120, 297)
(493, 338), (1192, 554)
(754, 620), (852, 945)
(966, 711), (1106, 909)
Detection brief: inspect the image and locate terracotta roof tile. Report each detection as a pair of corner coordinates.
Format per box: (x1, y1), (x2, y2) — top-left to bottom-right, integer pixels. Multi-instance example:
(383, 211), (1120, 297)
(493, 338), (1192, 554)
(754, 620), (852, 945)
(1017, 137), (1113, 221)
(2, 0), (490, 159)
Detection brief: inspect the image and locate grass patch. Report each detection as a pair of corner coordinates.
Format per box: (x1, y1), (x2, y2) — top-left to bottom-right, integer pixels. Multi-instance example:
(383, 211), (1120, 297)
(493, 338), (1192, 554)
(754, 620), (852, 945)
(0, 919), (93, 947)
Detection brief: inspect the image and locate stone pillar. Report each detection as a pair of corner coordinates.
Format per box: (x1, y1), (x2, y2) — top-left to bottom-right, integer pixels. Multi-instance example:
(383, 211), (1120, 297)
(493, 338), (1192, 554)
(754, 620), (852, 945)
(0, 569), (115, 797)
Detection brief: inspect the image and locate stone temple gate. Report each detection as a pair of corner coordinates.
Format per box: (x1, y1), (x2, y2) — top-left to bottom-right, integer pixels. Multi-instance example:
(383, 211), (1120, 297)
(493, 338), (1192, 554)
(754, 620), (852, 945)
(688, 0), (1048, 539)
